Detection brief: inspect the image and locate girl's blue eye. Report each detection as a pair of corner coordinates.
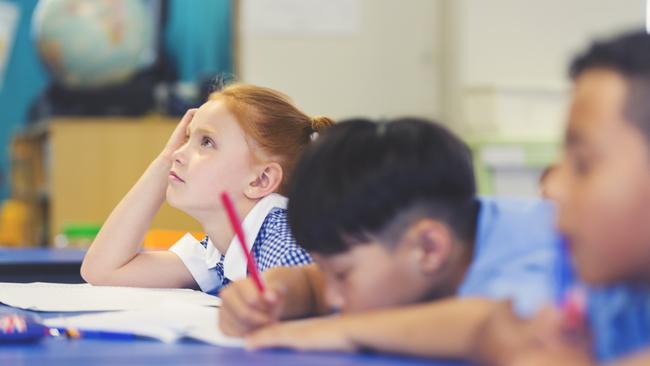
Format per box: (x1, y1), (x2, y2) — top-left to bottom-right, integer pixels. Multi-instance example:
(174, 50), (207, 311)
(200, 136), (215, 148)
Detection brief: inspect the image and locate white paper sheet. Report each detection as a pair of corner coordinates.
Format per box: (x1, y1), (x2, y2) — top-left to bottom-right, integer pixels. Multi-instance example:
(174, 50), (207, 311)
(43, 303), (243, 347)
(0, 282), (220, 312)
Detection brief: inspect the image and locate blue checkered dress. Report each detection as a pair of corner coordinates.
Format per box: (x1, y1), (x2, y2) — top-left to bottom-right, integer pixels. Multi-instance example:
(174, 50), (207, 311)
(200, 207), (312, 293)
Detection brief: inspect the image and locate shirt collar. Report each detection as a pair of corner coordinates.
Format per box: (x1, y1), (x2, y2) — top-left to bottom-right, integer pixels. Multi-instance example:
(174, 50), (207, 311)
(204, 193), (288, 281)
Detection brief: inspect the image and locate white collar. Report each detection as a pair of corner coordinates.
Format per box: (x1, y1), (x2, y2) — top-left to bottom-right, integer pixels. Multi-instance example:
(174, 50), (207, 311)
(204, 193), (288, 281)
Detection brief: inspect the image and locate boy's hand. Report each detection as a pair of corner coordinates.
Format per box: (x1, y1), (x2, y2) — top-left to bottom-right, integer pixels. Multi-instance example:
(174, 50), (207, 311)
(473, 301), (541, 365)
(219, 277), (287, 337)
(474, 301), (591, 366)
(246, 316), (357, 352)
(159, 108), (197, 162)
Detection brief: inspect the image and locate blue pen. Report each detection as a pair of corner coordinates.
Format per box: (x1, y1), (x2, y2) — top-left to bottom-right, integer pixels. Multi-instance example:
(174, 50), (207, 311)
(1, 313), (141, 342)
(0, 313), (48, 343)
(49, 327), (139, 341)
(555, 236), (575, 306)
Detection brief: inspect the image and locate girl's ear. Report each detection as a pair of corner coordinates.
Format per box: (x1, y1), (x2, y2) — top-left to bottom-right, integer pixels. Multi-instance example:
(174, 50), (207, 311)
(244, 162), (284, 199)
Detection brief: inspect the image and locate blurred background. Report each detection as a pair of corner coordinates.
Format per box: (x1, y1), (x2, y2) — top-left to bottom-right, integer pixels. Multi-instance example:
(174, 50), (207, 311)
(0, 0), (645, 248)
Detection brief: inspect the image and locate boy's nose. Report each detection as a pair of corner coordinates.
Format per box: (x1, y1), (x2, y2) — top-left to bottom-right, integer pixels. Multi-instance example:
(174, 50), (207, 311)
(548, 160), (570, 203)
(324, 282), (346, 311)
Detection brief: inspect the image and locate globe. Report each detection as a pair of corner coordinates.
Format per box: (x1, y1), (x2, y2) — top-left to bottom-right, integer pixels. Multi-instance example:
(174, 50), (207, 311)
(32, 0), (156, 89)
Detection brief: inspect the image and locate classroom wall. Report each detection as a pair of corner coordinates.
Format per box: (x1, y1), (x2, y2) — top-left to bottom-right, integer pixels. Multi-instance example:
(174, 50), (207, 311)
(458, 0), (644, 87)
(238, 0), (443, 120)
(442, 0), (645, 138)
(238, 0), (646, 141)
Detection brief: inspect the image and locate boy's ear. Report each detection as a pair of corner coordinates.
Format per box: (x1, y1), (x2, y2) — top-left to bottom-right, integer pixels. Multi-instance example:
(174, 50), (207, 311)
(244, 162), (283, 199)
(401, 218), (454, 275)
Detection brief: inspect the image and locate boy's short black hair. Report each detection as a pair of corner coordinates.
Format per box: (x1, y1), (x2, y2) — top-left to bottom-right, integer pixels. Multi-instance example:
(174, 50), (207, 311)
(287, 118), (478, 255)
(570, 30), (650, 141)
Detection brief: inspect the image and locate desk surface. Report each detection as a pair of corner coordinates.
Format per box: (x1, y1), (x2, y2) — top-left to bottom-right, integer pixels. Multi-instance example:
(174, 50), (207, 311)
(0, 248), (86, 283)
(0, 248), (86, 264)
(1, 337), (463, 366)
(0, 307), (464, 366)
(0, 253), (467, 366)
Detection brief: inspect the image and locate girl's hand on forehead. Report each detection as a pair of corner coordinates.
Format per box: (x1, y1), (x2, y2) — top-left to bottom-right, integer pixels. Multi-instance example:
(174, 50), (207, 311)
(160, 108), (198, 162)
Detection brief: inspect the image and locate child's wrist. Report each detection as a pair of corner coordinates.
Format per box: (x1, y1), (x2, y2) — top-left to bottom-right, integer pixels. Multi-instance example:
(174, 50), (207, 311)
(150, 155), (174, 174)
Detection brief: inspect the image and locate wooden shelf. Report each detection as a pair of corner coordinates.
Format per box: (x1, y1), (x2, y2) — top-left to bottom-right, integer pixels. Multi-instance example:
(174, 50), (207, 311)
(9, 115), (202, 246)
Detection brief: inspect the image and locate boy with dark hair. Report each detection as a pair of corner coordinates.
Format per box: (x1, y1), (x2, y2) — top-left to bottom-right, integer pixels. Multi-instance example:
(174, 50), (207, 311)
(218, 117), (562, 359)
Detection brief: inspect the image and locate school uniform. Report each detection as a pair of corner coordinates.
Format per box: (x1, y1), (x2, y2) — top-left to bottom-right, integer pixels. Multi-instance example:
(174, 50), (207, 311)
(458, 197), (562, 316)
(169, 193), (312, 294)
(473, 196), (650, 362)
(583, 282), (650, 361)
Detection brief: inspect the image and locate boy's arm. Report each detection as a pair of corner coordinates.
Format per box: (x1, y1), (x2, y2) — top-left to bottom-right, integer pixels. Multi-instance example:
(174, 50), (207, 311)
(80, 110), (198, 288)
(493, 330), (649, 366)
(219, 264), (332, 336)
(612, 351), (650, 366)
(247, 297), (498, 359)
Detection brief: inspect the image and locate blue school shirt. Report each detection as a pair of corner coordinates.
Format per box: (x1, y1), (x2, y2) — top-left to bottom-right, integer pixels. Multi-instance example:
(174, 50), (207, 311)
(586, 284), (650, 362)
(457, 197), (561, 316)
(466, 198), (650, 362)
(547, 231), (650, 361)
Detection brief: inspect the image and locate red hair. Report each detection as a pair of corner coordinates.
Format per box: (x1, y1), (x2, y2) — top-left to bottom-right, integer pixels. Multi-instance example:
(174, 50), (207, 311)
(210, 83), (333, 194)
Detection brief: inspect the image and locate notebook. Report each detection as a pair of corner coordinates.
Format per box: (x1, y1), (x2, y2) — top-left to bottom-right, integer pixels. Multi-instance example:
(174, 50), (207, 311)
(43, 303), (243, 346)
(0, 282), (220, 312)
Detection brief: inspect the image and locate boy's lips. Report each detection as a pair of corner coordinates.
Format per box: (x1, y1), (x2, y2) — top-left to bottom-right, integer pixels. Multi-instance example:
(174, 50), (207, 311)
(169, 171), (185, 183)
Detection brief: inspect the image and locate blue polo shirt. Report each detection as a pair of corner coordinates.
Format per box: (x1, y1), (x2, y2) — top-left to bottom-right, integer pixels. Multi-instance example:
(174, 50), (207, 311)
(451, 197), (650, 361)
(586, 283), (650, 362)
(458, 197), (561, 316)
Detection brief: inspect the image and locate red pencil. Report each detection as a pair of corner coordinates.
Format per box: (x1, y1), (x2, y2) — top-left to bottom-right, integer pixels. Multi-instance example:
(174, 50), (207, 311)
(220, 192), (266, 293)
(562, 287), (586, 332)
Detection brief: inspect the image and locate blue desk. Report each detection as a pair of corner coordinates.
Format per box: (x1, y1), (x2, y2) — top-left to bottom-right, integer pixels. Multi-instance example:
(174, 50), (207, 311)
(0, 307), (465, 366)
(0, 248), (86, 283)
(1, 337), (463, 366)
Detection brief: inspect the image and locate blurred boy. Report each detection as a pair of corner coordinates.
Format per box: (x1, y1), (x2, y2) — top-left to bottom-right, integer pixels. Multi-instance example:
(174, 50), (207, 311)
(475, 30), (650, 366)
(218, 118), (563, 358)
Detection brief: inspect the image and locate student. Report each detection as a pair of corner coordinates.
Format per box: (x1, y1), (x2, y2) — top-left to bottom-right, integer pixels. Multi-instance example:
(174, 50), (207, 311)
(218, 117), (563, 358)
(473, 30), (650, 366)
(81, 83), (332, 294)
